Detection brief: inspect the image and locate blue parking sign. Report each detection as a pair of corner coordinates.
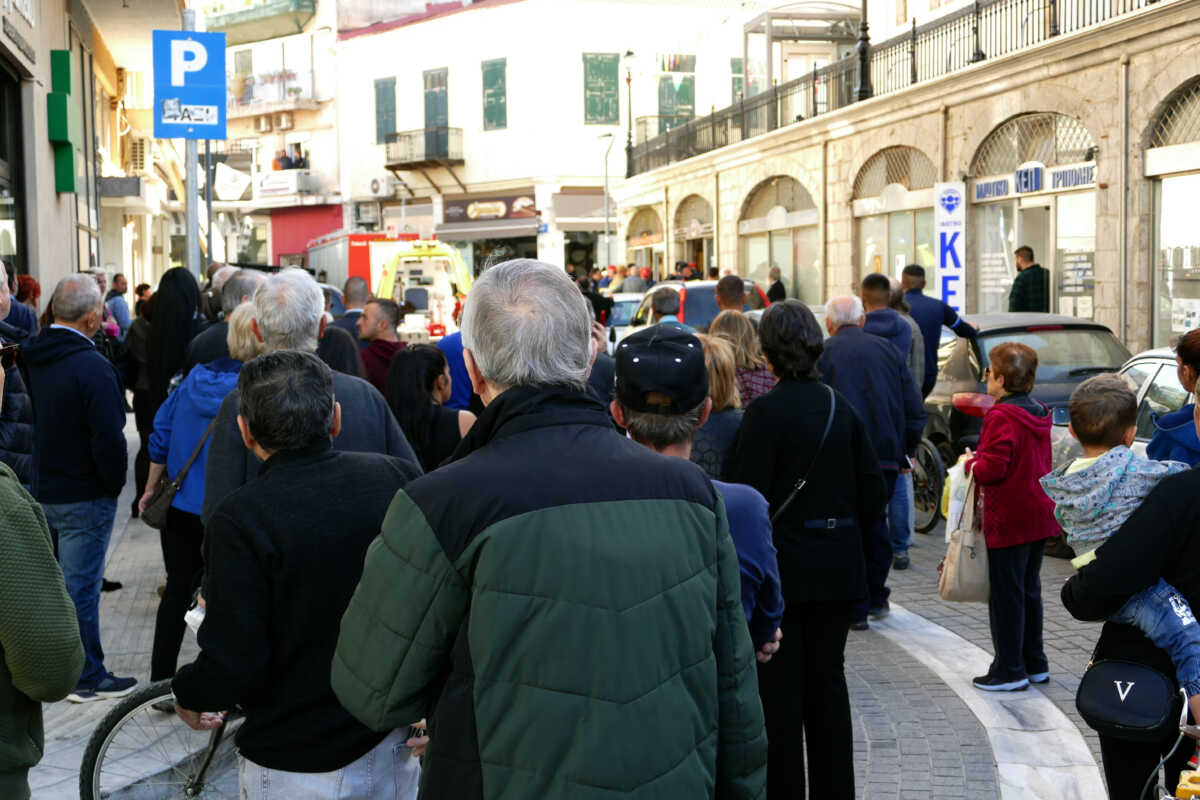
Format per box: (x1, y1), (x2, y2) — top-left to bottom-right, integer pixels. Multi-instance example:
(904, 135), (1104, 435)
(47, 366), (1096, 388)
(153, 30), (226, 140)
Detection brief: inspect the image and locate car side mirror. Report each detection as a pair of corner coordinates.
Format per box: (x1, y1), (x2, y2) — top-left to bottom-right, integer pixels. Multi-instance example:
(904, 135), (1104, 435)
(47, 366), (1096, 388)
(952, 392), (995, 418)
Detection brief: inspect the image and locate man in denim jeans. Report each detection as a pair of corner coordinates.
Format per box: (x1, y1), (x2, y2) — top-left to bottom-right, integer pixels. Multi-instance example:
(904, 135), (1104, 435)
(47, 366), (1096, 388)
(22, 274), (135, 703)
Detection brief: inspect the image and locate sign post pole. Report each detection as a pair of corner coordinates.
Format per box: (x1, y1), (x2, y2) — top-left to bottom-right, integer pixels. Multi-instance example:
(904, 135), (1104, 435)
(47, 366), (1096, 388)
(205, 139), (214, 264)
(182, 9), (200, 277)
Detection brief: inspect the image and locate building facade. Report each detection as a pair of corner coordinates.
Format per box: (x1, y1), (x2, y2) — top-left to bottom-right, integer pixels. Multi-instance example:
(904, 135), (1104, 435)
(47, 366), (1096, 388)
(615, 0), (1200, 352)
(1, 0), (182, 297)
(336, 0), (752, 277)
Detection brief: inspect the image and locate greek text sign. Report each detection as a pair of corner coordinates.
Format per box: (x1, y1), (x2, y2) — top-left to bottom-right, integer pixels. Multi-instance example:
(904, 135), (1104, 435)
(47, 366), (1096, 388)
(935, 182), (967, 312)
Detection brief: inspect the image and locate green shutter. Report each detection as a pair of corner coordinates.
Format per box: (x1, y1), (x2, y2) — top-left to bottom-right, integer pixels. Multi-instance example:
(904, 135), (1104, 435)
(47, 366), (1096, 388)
(482, 58), (506, 131)
(374, 77), (396, 146)
(583, 53), (619, 125)
(731, 58), (744, 104)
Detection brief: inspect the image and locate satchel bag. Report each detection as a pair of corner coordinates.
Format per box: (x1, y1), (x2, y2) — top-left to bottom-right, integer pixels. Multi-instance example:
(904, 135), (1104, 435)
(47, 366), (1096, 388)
(142, 419), (216, 530)
(937, 475), (989, 602)
(1076, 655), (1181, 742)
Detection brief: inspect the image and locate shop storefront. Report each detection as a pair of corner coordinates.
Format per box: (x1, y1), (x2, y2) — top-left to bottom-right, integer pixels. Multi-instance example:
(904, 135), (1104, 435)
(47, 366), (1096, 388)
(435, 190), (539, 276)
(853, 147), (937, 287)
(968, 113), (1098, 317)
(673, 194), (714, 273)
(553, 192), (619, 273)
(1146, 78), (1200, 346)
(0, 59), (25, 276)
(626, 206), (664, 276)
(738, 175), (820, 303)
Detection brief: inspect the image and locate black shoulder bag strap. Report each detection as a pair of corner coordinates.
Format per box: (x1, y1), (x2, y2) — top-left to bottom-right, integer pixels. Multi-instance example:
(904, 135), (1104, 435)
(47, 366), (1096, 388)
(168, 418), (218, 488)
(770, 384), (836, 525)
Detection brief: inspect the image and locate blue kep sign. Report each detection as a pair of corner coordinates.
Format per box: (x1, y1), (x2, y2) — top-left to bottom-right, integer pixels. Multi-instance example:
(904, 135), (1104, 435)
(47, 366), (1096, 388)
(152, 30), (226, 140)
(934, 182), (966, 312)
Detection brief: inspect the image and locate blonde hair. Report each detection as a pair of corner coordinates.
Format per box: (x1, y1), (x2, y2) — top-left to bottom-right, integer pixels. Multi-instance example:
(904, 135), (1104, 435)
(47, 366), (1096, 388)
(227, 301), (267, 362)
(709, 310), (763, 370)
(696, 334), (741, 412)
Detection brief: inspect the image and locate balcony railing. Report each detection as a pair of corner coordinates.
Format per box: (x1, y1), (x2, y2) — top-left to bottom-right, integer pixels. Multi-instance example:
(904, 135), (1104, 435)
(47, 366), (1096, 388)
(204, 0), (317, 46)
(635, 115), (695, 144)
(631, 0), (1170, 176)
(228, 69), (316, 115)
(385, 127), (464, 168)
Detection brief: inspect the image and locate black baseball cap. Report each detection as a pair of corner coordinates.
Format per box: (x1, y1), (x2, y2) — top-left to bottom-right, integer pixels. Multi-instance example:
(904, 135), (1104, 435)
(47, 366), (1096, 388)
(614, 325), (708, 414)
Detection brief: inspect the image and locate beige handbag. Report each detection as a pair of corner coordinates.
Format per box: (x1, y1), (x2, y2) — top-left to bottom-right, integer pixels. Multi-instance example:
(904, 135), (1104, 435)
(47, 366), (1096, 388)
(937, 475), (989, 602)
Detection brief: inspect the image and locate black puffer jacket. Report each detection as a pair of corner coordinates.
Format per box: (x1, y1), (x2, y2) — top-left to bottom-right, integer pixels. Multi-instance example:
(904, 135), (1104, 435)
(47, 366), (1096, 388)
(0, 321), (33, 487)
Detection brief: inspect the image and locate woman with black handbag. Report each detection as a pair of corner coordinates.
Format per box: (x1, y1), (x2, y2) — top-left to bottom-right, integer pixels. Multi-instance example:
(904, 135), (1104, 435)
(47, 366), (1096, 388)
(1062, 402), (1200, 798)
(726, 300), (887, 800)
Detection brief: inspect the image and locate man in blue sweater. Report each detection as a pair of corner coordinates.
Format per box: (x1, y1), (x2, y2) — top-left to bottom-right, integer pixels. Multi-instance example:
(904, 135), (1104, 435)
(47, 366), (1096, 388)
(22, 274), (135, 703)
(901, 265), (977, 397)
(609, 325), (785, 657)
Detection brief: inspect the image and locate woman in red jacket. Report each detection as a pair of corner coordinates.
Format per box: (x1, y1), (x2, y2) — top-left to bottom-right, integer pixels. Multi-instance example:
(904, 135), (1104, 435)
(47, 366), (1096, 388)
(965, 342), (1058, 692)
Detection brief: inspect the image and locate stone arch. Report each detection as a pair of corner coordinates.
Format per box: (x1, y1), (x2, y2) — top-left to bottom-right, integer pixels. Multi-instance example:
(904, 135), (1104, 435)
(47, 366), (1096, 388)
(852, 146), (937, 199)
(969, 112), (1097, 177)
(1142, 75), (1200, 150)
(626, 207), (662, 242)
(739, 175), (816, 223)
(674, 194), (713, 231)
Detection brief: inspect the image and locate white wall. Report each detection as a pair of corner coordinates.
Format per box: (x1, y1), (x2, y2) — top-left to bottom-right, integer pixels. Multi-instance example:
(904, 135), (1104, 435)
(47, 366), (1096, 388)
(337, 0), (747, 201)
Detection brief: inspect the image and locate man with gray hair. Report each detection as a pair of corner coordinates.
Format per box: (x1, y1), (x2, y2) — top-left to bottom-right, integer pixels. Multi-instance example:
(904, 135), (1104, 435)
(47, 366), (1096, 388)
(333, 259), (767, 799)
(819, 294), (926, 629)
(202, 268), (419, 523)
(181, 268), (268, 373)
(22, 274), (136, 702)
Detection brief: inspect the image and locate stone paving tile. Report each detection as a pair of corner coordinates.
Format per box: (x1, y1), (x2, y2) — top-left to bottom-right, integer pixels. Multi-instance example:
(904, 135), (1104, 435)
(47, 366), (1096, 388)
(890, 525), (1103, 764)
(846, 625), (1000, 800)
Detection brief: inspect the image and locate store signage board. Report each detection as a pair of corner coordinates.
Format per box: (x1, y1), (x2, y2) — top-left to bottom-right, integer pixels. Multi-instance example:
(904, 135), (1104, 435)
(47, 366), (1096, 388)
(971, 162), (1095, 202)
(152, 30), (226, 140)
(934, 182), (967, 312)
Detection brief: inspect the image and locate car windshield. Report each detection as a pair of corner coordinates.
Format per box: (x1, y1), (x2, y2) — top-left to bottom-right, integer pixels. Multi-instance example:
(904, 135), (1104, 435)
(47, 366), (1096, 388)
(978, 328), (1131, 383)
(609, 300), (639, 327)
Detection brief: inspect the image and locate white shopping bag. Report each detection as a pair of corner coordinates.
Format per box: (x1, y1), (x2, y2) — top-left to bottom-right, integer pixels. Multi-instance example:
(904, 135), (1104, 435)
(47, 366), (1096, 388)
(944, 460), (970, 543)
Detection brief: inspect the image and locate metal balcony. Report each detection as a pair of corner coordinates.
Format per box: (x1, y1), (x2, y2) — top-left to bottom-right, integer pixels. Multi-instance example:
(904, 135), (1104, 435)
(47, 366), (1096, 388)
(385, 127), (464, 169)
(205, 0), (317, 46)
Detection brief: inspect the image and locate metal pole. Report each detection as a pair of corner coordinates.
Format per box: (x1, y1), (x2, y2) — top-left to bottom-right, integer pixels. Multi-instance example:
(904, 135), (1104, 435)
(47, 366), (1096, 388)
(205, 139), (214, 264)
(854, 0), (873, 101)
(183, 9), (200, 278)
(624, 63), (634, 179)
(603, 134), (614, 268)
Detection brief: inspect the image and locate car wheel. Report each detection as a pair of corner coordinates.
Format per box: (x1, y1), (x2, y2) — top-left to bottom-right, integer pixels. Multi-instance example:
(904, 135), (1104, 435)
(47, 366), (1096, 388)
(913, 438), (945, 534)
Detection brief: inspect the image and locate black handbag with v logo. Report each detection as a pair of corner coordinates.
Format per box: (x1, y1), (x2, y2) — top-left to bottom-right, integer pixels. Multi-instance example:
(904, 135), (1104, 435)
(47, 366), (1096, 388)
(1075, 656), (1180, 742)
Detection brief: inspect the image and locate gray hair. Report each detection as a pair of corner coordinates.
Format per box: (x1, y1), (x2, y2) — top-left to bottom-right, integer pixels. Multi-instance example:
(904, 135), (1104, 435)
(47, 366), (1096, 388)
(651, 287), (680, 317)
(825, 295), (864, 328)
(51, 274), (102, 322)
(620, 401), (705, 450)
(211, 265), (238, 293)
(222, 269), (267, 315)
(252, 268), (325, 353)
(460, 259), (591, 391)
(238, 350), (335, 452)
(226, 301), (266, 362)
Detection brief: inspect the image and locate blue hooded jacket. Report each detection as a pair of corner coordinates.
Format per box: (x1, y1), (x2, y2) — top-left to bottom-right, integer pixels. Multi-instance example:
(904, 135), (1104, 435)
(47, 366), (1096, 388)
(148, 358), (241, 515)
(863, 308), (912, 362)
(1147, 404), (1200, 467)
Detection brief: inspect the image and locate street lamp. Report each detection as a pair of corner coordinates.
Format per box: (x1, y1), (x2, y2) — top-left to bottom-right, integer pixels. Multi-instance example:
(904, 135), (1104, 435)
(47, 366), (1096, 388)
(623, 49), (635, 179)
(854, 0), (873, 101)
(600, 133), (614, 268)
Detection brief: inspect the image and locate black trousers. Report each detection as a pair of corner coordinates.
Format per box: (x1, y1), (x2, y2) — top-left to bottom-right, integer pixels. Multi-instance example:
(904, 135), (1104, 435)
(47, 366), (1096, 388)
(1099, 730), (1191, 799)
(854, 469), (897, 621)
(150, 506), (204, 681)
(985, 539), (1049, 681)
(132, 389), (154, 505)
(758, 597), (855, 800)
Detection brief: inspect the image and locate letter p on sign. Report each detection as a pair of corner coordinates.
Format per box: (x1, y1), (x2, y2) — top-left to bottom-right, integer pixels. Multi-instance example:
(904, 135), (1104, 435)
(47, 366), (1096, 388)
(171, 39), (207, 87)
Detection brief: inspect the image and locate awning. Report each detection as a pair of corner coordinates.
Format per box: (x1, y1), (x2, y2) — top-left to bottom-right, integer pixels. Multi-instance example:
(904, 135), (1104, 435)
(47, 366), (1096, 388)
(435, 218), (539, 241)
(553, 192), (617, 232)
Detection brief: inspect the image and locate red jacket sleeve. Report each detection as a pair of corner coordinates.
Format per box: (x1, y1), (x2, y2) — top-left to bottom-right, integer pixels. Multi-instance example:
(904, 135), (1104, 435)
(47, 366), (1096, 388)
(965, 414), (1014, 486)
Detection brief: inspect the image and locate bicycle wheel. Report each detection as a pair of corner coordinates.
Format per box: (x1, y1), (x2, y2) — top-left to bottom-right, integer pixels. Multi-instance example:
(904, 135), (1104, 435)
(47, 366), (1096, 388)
(80, 679), (243, 799)
(912, 438), (945, 534)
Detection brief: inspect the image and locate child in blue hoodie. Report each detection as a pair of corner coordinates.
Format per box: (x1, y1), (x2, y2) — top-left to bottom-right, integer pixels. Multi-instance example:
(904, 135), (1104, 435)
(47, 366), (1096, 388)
(1041, 375), (1200, 727)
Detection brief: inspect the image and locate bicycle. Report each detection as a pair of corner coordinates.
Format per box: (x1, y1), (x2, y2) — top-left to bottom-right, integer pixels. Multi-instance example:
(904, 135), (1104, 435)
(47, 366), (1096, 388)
(79, 679), (243, 799)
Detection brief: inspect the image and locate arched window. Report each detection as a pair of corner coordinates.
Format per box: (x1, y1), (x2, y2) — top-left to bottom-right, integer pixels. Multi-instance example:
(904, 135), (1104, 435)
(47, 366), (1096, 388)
(853, 146), (937, 199)
(970, 112), (1096, 177)
(852, 147), (939, 285)
(737, 176), (820, 303)
(673, 195), (715, 273)
(625, 207), (664, 273)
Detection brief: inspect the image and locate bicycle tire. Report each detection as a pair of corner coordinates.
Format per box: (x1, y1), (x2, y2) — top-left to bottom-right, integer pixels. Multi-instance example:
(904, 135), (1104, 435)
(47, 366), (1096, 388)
(913, 438), (945, 534)
(79, 678), (241, 800)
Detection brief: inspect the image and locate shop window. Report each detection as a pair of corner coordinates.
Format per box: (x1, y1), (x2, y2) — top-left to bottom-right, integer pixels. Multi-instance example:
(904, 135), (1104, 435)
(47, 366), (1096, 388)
(739, 176), (820, 302)
(1055, 192), (1096, 319)
(482, 58), (506, 131)
(1148, 78), (1200, 149)
(374, 77), (395, 145)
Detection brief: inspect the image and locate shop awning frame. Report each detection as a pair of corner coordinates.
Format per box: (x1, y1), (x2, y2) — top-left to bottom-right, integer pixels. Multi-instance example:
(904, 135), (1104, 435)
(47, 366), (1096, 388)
(434, 218), (539, 241)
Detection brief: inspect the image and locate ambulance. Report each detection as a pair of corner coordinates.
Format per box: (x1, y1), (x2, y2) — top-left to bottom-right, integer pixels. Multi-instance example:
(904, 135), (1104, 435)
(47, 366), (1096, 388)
(374, 240), (472, 338)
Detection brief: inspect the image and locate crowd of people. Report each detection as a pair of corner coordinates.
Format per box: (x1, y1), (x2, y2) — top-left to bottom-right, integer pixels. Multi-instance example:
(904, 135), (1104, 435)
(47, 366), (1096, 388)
(3, 251), (1200, 799)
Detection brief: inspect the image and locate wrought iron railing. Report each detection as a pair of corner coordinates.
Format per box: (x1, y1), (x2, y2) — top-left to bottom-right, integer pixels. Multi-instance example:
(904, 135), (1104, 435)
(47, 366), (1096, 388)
(630, 0), (1169, 176)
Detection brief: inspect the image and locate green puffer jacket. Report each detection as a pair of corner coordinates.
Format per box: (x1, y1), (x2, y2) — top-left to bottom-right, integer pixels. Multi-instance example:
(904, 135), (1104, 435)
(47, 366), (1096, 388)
(333, 387), (767, 799)
(0, 462), (85, 799)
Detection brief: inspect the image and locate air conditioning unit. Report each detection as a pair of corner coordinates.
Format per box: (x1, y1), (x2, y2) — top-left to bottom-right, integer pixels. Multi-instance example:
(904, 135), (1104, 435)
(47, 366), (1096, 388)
(255, 115), (273, 133)
(276, 112), (294, 131)
(128, 134), (151, 175)
(369, 174), (395, 198)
